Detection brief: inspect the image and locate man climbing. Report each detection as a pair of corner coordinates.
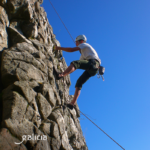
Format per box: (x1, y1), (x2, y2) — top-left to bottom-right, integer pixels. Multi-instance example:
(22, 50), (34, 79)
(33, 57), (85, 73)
(54, 35), (101, 109)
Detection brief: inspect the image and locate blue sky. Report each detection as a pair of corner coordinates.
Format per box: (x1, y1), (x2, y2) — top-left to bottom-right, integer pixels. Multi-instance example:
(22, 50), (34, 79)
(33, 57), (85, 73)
(42, 0), (150, 150)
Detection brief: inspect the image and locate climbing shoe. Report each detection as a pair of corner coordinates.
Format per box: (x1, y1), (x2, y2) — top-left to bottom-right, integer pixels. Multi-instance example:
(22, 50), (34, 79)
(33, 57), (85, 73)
(66, 104), (74, 110)
(64, 103), (76, 110)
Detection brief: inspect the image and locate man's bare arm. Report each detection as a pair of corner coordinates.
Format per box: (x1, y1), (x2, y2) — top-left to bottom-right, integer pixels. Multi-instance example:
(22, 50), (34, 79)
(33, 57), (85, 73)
(56, 46), (81, 52)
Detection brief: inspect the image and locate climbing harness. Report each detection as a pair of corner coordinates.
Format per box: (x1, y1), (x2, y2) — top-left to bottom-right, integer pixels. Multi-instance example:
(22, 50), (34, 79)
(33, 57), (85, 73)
(48, 1), (124, 149)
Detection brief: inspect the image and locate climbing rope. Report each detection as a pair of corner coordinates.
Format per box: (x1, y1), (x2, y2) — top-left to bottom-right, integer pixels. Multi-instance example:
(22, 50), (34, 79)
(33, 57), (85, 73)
(48, 0), (75, 44)
(47, 1), (125, 150)
(60, 103), (125, 150)
(79, 109), (125, 150)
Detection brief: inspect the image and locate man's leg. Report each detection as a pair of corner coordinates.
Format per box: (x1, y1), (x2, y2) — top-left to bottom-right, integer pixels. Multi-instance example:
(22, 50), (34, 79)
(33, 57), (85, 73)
(70, 87), (81, 105)
(59, 63), (76, 77)
(69, 71), (91, 106)
(59, 60), (90, 78)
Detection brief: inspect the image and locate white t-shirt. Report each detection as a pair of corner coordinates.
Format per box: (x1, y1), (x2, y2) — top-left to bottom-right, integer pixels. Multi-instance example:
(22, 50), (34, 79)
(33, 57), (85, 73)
(78, 43), (101, 64)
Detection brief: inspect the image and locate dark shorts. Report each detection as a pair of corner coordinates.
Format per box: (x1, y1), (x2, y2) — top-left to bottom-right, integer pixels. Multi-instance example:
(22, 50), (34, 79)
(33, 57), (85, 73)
(71, 59), (99, 90)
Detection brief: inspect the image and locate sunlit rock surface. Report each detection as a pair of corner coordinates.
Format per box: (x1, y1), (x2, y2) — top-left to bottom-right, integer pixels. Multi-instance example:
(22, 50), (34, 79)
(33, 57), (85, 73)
(0, 0), (88, 150)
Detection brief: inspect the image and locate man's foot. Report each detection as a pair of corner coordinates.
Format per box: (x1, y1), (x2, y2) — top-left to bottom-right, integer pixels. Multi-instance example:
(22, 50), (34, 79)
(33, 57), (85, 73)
(55, 72), (63, 80)
(66, 104), (74, 110)
(65, 103), (75, 110)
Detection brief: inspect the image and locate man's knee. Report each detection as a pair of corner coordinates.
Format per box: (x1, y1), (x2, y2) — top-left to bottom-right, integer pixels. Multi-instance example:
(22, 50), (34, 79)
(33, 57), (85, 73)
(70, 62), (76, 69)
(76, 87), (81, 90)
(75, 77), (83, 90)
(71, 61), (79, 69)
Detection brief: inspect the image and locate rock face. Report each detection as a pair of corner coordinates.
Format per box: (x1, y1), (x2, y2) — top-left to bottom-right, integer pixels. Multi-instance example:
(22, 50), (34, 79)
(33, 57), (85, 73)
(0, 0), (88, 150)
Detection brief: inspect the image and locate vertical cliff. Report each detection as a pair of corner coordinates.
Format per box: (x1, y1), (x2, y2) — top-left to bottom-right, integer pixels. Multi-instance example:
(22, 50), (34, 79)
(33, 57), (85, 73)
(0, 0), (88, 150)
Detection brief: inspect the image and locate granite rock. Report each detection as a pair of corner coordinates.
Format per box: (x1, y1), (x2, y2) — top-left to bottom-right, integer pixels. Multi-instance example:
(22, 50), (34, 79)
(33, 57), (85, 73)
(0, 0), (88, 149)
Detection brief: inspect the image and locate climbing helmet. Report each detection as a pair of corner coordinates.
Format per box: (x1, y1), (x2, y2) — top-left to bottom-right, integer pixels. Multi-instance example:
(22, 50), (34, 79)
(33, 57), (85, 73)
(75, 35), (87, 42)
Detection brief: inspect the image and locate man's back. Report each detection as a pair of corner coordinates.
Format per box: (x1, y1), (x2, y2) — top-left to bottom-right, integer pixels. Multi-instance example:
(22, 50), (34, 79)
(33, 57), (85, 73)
(78, 43), (101, 63)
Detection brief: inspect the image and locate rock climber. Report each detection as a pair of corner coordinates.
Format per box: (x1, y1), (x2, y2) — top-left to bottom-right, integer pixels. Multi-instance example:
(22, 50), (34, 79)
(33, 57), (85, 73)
(54, 35), (101, 109)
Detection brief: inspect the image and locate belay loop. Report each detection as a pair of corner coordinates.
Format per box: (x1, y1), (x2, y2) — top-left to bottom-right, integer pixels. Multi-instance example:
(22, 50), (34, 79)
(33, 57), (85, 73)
(97, 66), (105, 81)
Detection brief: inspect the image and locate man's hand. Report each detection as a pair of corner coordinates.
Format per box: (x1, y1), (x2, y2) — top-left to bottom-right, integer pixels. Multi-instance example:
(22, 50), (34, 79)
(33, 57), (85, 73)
(52, 45), (57, 51)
